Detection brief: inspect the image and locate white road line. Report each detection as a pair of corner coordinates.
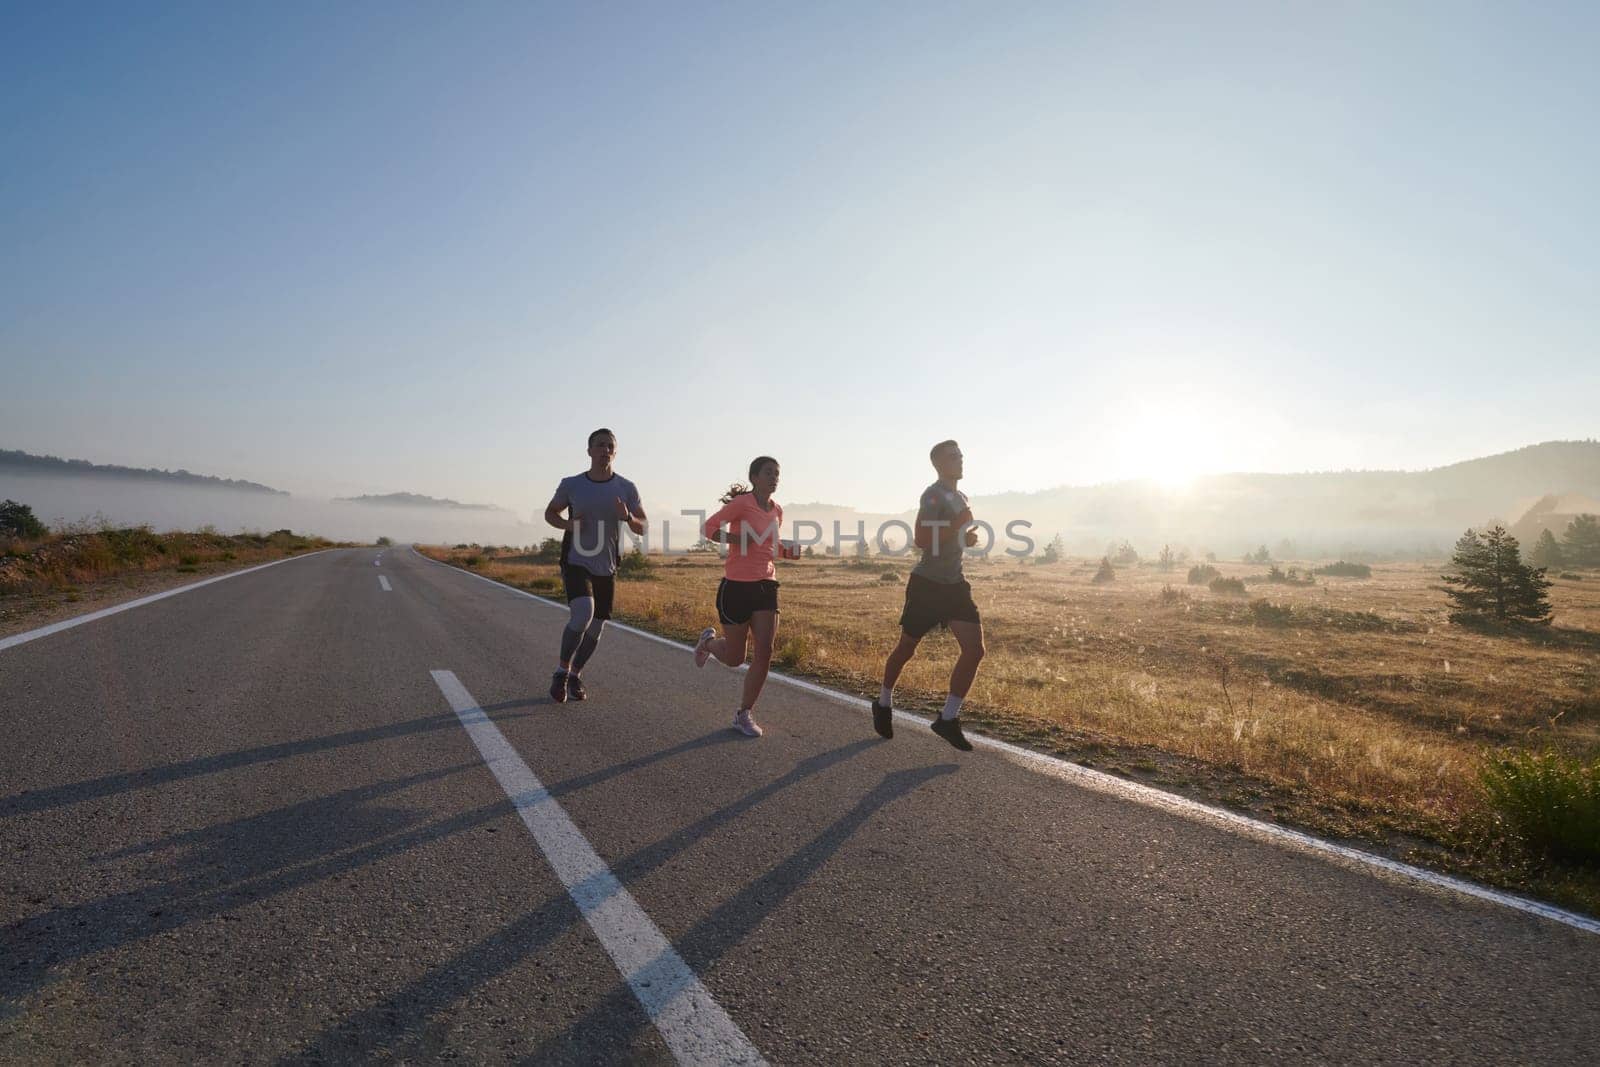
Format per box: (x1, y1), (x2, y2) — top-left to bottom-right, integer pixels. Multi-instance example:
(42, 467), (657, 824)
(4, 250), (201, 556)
(379, 575), (392, 591)
(0, 550), (334, 654)
(429, 670), (765, 1065)
(410, 549), (1600, 937)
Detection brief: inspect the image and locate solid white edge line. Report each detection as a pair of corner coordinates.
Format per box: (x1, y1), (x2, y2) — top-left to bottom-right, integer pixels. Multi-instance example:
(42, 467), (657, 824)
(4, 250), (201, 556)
(409, 547), (1600, 937)
(0, 549), (337, 654)
(429, 670), (766, 1065)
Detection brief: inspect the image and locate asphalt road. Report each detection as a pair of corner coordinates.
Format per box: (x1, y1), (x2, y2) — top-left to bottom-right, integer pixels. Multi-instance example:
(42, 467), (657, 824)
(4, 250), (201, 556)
(2, 547), (1596, 1064)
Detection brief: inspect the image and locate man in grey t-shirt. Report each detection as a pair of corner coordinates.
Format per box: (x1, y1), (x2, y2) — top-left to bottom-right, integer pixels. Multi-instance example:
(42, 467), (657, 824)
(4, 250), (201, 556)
(542, 428), (647, 703)
(870, 439), (985, 751)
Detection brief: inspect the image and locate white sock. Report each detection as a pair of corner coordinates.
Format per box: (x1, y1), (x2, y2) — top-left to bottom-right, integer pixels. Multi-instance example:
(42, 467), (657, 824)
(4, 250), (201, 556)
(941, 694), (963, 720)
(878, 686), (893, 707)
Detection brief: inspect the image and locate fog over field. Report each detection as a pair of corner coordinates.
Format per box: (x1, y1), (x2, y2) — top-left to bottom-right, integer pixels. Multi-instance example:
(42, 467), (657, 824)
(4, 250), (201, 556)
(0, 473), (541, 547)
(7, 439), (1598, 558)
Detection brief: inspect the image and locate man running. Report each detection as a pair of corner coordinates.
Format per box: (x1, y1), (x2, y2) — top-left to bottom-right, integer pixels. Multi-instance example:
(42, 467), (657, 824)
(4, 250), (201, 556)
(543, 428), (646, 703)
(871, 439), (984, 750)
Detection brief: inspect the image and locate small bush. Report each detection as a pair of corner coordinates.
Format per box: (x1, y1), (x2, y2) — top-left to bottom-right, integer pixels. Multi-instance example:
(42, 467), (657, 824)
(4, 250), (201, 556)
(463, 554), (483, 567)
(878, 570), (899, 583)
(774, 631), (813, 668)
(1558, 572), (1583, 581)
(1480, 750), (1600, 867)
(1315, 560), (1372, 579)
(1209, 576), (1246, 597)
(376, 536), (393, 546)
(1092, 556), (1115, 584)
(178, 554), (200, 566)
(617, 547), (656, 580)
(0, 500), (47, 539)
(1249, 598), (1294, 626)
(1158, 584), (1189, 605)
(1187, 564), (1220, 585)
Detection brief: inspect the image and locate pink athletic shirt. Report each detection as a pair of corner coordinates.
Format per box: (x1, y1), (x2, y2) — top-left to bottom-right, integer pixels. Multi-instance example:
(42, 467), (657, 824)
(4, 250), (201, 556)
(703, 494), (785, 582)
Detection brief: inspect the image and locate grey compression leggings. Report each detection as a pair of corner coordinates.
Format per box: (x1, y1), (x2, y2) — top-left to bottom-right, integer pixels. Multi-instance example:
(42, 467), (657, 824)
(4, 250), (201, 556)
(559, 596), (606, 672)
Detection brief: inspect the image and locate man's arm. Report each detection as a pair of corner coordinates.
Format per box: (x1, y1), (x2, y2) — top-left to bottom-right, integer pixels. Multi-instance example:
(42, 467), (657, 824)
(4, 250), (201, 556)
(544, 493), (572, 531)
(615, 496), (647, 537)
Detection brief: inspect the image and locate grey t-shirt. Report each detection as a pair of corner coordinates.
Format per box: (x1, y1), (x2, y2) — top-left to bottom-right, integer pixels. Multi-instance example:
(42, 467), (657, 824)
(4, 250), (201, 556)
(911, 481), (970, 584)
(552, 472), (643, 577)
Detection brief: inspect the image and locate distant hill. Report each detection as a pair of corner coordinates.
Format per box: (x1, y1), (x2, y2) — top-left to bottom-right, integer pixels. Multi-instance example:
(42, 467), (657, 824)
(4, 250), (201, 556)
(1510, 492), (1600, 545)
(333, 492), (505, 512)
(0, 448), (288, 495)
(969, 440), (1600, 558)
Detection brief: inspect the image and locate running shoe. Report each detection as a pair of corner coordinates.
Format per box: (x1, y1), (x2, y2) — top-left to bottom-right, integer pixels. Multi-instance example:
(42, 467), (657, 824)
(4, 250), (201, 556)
(567, 675), (587, 702)
(732, 709), (763, 737)
(694, 627), (717, 668)
(871, 699), (893, 739)
(549, 670), (569, 704)
(930, 715), (973, 752)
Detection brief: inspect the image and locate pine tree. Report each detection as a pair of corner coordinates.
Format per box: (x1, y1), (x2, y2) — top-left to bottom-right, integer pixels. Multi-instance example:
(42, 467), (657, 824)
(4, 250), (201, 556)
(1157, 544), (1175, 571)
(1528, 528), (1563, 569)
(1562, 514), (1600, 567)
(1092, 556), (1115, 583)
(1442, 525), (1552, 624)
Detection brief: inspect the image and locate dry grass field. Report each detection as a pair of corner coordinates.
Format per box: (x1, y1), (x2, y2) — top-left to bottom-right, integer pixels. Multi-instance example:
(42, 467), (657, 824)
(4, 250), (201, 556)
(421, 544), (1600, 912)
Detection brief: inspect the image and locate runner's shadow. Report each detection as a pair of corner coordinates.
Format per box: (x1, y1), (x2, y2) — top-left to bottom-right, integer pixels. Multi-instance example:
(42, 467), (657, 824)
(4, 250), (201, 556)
(1, 763), (504, 1012)
(0, 710), (530, 820)
(521, 762), (960, 1063)
(282, 738), (886, 1063)
(545, 729), (745, 800)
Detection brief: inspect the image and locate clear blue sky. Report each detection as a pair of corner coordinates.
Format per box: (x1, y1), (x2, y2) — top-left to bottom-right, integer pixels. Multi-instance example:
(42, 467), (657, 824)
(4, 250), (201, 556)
(4, 1), (1596, 514)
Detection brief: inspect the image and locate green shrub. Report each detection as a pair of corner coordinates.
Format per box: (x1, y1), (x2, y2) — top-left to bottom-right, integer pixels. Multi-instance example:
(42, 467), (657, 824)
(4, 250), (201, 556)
(1480, 750), (1600, 867)
(1187, 563), (1220, 585)
(1092, 556), (1115, 584)
(617, 546), (656, 580)
(0, 500), (47, 539)
(1249, 598), (1294, 626)
(774, 631), (813, 669)
(1209, 576), (1246, 597)
(1315, 560), (1372, 578)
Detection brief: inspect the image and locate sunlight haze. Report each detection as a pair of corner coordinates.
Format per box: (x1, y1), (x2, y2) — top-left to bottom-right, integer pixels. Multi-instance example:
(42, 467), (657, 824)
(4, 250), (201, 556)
(4, 2), (1596, 518)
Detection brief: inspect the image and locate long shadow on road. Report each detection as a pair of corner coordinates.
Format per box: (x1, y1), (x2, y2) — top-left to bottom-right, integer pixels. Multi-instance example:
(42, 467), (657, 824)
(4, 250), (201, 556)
(0, 710), (531, 820)
(1, 764), (493, 1014)
(521, 762), (959, 1063)
(280, 739), (926, 1064)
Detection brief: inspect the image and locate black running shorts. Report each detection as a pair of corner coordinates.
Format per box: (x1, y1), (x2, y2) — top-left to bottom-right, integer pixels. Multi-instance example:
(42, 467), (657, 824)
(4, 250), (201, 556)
(899, 573), (981, 638)
(716, 578), (779, 625)
(562, 565), (616, 620)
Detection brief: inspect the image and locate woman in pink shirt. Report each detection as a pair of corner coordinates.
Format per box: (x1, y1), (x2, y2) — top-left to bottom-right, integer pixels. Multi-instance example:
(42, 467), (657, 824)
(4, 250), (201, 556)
(693, 455), (796, 737)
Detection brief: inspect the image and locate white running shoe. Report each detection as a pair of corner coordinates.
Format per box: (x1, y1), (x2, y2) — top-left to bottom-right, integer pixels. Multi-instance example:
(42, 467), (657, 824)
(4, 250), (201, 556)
(694, 627), (717, 668)
(732, 709), (763, 737)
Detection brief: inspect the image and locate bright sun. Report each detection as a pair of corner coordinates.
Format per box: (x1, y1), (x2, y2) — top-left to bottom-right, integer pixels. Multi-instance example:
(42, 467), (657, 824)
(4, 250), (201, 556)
(1113, 405), (1223, 491)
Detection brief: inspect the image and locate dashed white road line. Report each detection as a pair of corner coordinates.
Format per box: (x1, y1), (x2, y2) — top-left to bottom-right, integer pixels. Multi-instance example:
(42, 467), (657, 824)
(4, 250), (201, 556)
(379, 575), (392, 591)
(429, 669), (766, 1065)
(411, 548), (1600, 937)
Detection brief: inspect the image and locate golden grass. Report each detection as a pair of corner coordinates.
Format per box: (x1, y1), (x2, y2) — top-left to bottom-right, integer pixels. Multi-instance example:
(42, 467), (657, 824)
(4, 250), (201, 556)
(424, 547), (1600, 844)
(0, 526), (342, 595)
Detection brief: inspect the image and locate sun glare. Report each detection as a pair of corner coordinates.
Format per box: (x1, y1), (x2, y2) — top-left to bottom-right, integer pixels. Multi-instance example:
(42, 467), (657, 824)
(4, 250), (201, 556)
(1113, 404), (1223, 492)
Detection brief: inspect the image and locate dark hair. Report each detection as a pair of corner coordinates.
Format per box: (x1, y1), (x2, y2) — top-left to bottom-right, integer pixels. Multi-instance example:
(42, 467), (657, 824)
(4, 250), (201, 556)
(930, 439), (959, 464)
(719, 456), (779, 504)
(588, 427), (616, 448)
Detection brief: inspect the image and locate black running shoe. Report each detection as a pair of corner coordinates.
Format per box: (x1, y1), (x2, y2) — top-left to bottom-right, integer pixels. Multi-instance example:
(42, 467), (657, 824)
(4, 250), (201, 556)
(550, 670), (569, 704)
(930, 715), (973, 752)
(567, 675), (586, 702)
(871, 700), (893, 739)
